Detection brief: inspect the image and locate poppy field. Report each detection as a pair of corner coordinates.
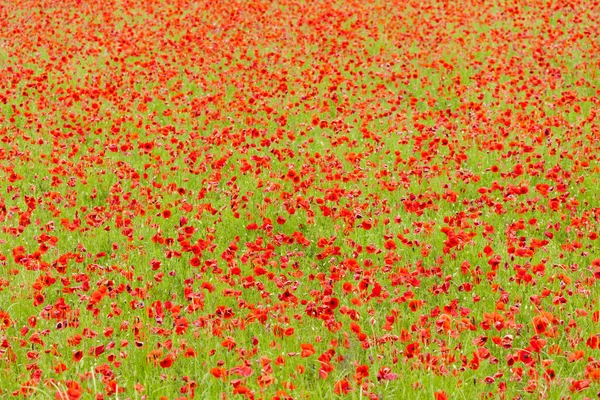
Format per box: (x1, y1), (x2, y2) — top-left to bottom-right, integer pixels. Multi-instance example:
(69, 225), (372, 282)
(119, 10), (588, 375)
(1, 0), (600, 398)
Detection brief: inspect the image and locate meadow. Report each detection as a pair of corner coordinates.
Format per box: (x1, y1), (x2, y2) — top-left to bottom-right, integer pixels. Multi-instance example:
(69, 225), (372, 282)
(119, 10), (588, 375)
(1, 0), (599, 398)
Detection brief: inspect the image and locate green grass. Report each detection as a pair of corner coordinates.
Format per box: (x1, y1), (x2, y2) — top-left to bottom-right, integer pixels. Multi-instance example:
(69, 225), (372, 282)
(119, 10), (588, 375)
(0, 0), (600, 398)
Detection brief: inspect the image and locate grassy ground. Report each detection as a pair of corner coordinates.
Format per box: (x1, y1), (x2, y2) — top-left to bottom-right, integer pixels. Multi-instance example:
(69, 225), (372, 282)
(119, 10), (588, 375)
(1, 0), (600, 398)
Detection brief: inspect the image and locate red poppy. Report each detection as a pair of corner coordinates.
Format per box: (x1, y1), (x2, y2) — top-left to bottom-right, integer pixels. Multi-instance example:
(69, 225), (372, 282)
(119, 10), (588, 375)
(355, 365), (369, 383)
(159, 355), (174, 368)
(570, 379), (590, 393)
(300, 343), (315, 358)
(518, 348), (535, 365)
(333, 379), (352, 395)
(72, 350), (83, 362)
(377, 366), (397, 381)
(434, 391), (448, 400)
(210, 367), (227, 380)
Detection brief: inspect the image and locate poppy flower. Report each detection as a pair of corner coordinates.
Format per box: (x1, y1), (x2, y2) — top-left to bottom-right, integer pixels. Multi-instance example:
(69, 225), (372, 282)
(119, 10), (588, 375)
(333, 379), (352, 395)
(355, 365), (369, 383)
(529, 336), (546, 352)
(518, 348), (535, 366)
(300, 343), (315, 358)
(63, 380), (82, 400)
(377, 366), (397, 381)
(232, 385), (253, 397)
(434, 391), (448, 400)
(72, 350), (83, 362)
(210, 367), (227, 380)
(405, 342), (419, 358)
(159, 355), (174, 368)
(570, 379), (590, 393)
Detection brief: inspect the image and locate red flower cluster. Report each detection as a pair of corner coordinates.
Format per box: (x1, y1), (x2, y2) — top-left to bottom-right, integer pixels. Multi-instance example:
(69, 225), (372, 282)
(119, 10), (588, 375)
(0, 0), (598, 398)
